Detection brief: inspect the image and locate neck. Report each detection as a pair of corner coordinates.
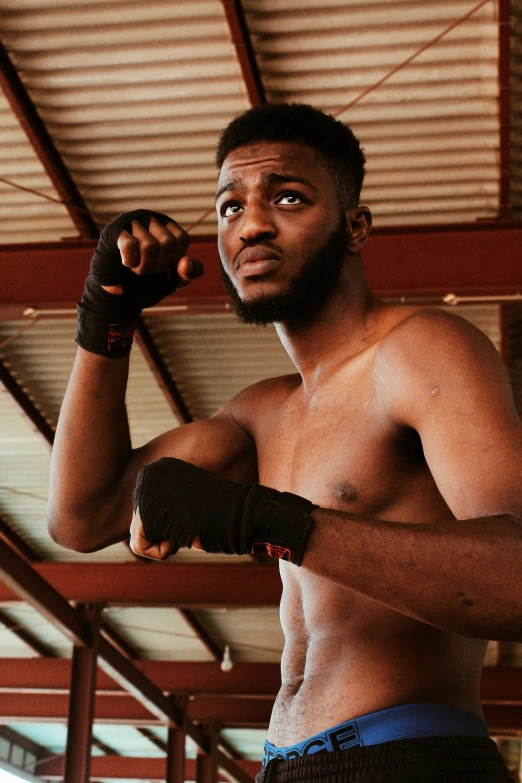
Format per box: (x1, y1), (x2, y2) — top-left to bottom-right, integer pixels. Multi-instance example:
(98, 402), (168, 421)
(274, 257), (384, 391)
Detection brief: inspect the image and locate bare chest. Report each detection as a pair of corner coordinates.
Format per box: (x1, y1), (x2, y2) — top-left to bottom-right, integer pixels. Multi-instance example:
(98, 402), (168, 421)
(255, 376), (425, 518)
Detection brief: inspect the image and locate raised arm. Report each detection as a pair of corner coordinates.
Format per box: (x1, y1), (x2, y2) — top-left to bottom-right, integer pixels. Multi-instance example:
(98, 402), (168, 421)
(47, 210), (257, 553)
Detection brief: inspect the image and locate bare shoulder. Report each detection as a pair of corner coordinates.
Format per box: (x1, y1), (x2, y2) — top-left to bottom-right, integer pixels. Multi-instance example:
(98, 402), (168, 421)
(377, 305), (501, 373)
(221, 373), (300, 436)
(374, 305), (516, 424)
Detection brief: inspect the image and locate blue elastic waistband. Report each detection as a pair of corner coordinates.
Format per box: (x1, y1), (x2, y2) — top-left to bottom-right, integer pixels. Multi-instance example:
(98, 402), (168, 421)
(263, 703), (489, 767)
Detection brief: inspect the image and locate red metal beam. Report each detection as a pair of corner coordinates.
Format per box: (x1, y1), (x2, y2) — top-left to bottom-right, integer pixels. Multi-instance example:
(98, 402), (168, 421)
(3, 691), (522, 733)
(135, 319), (193, 425)
(0, 692), (273, 725)
(0, 541), (251, 779)
(0, 658), (281, 696)
(97, 635), (182, 728)
(221, 0), (266, 106)
(0, 608), (55, 657)
(100, 622), (140, 661)
(36, 756), (261, 781)
(0, 562), (282, 606)
(481, 666), (522, 704)
(0, 538), (90, 646)
(1, 223), (521, 318)
(64, 606), (100, 783)
(0, 515), (41, 563)
(3, 659), (520, 704)
(484, 705), (522, 735)
(0, 359), (54, 448)
(0, 41), (98, 239)
(218, 752), (259, 783)
(197, 725), (218, 783)
(180, 608), (222, 661)
(498, 0), (511, 220)
(166, 696), (187, 783)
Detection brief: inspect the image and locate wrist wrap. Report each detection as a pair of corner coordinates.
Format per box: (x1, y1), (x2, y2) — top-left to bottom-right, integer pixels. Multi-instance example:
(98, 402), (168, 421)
(133, 457), (317, 566)
(76, 209), (181, 358)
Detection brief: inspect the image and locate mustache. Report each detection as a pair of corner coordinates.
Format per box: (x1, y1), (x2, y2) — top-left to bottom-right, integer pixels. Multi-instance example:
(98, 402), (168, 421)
(234, 240), (286, 266)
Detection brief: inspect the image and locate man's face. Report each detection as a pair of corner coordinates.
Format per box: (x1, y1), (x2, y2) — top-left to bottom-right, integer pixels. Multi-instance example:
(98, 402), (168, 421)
(216, 140), (348, 325)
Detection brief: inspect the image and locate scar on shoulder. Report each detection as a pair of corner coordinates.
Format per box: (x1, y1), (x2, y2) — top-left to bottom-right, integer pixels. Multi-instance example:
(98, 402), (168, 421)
(458, 591), (475, 607)
(430, 386), (439, 397)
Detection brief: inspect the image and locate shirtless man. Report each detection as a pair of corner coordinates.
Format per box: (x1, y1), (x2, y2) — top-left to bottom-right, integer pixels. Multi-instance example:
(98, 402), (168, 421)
(48, 103), (520, 782)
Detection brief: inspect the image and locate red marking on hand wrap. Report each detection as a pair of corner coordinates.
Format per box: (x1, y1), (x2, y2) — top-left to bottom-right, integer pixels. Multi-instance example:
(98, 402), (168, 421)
(107, 321), (137, 351)
(252, 542), (291, 561)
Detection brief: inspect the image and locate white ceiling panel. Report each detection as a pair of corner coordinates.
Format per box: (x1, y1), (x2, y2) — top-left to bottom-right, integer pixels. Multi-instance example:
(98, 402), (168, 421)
(102, 607), (214, 661)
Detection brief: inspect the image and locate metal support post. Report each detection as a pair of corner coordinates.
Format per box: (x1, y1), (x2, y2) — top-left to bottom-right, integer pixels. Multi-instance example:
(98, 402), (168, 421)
(196, 724), (218, 783)
(166, 696), (187, 783)
(63, 604), (101, 783)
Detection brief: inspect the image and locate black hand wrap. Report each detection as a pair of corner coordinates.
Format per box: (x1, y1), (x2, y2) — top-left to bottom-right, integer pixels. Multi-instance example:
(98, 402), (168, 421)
(133, 458), (317, 566)
(76, 209), (182, 358)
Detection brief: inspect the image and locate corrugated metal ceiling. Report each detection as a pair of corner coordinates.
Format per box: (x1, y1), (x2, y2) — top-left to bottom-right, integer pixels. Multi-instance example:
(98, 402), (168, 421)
(0, 304), (504, 562)
(0, 1), (520, 776)
(243, 0), (500, 225)
(0, 0), (507, 242)
(0, 0), (250, 239)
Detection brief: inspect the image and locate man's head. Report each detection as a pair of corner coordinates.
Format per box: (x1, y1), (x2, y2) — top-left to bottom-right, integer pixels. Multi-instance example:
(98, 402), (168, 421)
(215, 103), (371, 326)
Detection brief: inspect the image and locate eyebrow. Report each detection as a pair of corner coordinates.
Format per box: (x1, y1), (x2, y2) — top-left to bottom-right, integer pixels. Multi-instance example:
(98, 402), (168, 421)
(215, 172), (318, 202)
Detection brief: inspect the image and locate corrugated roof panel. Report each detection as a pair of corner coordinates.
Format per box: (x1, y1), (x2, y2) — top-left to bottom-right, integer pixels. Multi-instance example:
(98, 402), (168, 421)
(221, 728), (266, 760)
(243, 0), (500, 225)
(102, 607), (214, 661)
(0, 317), (257, 564)
(194, 608), (284, 662)
(144, 304), (501, 421)
(0, 92), (76, 243)
(0, 623), (41, 656)
(0, 604), (71, 656)
(1, 0), (251, 237)
(0, 317), (177, 561)
(0, 316), (179, 445)
(86, 725), (165, 757)
(144, 314), (296, 420)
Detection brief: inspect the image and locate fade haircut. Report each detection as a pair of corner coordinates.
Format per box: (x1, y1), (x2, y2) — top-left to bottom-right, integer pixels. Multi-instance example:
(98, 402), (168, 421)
(216, 103), (366, 208)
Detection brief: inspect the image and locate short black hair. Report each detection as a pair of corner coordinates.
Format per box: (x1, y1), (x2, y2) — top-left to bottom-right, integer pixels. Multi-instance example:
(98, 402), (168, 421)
(216, 103), (366, 208)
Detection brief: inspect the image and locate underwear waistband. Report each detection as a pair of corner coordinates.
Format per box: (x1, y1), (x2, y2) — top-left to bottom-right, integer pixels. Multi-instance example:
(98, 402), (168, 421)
(263, 703), (489, 767)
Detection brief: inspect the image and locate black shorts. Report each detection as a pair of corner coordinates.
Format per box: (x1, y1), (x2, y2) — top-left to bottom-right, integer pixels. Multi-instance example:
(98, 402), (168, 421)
(255, 735), (512, 782)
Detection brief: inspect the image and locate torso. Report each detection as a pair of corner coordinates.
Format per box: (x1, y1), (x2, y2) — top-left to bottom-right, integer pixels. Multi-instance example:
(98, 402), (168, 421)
(244, 307), (487, 747)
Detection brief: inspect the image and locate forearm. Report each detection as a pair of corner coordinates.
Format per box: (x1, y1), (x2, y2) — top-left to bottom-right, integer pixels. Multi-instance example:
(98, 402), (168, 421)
(48, 346), (132, 550)
(303, 508), (522, 641)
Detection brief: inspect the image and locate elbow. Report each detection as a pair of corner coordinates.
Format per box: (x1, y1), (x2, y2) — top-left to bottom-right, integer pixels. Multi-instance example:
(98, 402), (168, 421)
(46, 506), (102, 554)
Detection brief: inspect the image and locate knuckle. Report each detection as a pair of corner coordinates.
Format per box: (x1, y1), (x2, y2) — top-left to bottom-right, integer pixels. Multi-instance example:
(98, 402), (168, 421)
(141, 238), (158, 253)
(158, 234), (176, 251)
(118, 233), (137, 249)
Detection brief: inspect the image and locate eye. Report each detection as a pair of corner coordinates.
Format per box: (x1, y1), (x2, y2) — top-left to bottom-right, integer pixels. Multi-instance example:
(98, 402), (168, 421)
(220, 201), (243, 218)
(276, 192), (303, 205)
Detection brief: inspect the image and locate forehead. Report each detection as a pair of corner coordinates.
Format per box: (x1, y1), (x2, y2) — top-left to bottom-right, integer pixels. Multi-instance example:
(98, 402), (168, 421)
(217, 140), (333, 189)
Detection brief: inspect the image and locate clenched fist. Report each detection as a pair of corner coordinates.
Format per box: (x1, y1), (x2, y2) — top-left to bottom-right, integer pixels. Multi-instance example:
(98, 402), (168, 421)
(76, 209), (204, 359)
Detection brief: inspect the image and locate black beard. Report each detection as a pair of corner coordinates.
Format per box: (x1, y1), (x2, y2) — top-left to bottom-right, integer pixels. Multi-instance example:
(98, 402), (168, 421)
(220, 216), (348, 326)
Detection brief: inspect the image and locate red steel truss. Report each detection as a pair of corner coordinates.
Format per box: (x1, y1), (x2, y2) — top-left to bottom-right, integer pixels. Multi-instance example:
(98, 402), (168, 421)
(1, 223), (521, 319)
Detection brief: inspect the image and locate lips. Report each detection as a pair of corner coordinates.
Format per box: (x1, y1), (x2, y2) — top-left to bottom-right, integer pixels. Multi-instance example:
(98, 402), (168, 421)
(236, 245), (281, 269)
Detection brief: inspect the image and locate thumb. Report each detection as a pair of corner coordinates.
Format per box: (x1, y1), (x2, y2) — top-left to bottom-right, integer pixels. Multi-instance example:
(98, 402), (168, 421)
(176, 256), (204, 284)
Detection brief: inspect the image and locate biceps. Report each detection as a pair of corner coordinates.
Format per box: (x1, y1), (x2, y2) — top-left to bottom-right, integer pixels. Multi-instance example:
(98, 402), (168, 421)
(129, 416), (257, 484)
(420, 413), (522, 520)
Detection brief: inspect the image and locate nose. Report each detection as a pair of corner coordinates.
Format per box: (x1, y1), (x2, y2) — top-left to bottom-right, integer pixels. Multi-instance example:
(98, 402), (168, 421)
(239, 198), (276, 244)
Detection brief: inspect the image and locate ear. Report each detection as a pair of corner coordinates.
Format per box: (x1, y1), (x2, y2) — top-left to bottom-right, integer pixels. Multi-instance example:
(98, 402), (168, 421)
(345, 206), (372, 253)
